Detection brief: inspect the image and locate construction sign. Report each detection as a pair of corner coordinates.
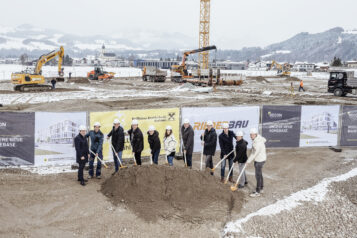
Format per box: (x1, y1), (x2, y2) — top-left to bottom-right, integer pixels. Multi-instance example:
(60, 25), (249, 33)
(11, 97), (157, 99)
(299, 105), (340, 147)
(0, 112), (35, 166)
(182, 106), (260, 152)
(262, 106), (302, 147)
(90, 108), (180, 160)
(340, 106), (357, 146)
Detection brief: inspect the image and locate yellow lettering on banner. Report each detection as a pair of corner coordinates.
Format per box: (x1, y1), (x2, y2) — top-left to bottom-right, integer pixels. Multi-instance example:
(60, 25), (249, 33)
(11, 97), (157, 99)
(90, 108), (180, 160)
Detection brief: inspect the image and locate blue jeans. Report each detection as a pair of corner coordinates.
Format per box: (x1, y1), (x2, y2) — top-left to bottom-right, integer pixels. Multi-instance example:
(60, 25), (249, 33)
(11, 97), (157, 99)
(167, 155), (174, 166)
(113, 150), (123, 172)
(221, 157), (234, 178)
(152, 150), (160, 164)
(89, 151), (103, 177)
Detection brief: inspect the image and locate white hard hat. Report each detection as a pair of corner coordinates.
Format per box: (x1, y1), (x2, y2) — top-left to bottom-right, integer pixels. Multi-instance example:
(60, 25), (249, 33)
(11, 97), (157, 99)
(166, 125), (172, 130)
(148, 125), (155, 131)
(250, 128), (258, 134)
(79, 125), (86, 131)
(222, 123), (229, 129)
(183, 118), (190, 124)
(236, 131), (244, 137)
(113, 119), (120, 124)
(94, 122), (101, 127)
(131, 119), (138, 125)
(207, 120), (213, 126)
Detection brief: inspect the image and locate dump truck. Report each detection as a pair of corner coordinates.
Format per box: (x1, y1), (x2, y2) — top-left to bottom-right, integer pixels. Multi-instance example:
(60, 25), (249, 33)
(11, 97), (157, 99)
(142, 67), (166, 82)
(328, 70), (357, 97)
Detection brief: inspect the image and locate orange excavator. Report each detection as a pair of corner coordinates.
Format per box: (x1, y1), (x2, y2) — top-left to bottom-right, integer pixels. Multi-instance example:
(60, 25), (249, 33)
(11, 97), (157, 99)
(171, 45), (217, 81)
(87, 65), (115, 81)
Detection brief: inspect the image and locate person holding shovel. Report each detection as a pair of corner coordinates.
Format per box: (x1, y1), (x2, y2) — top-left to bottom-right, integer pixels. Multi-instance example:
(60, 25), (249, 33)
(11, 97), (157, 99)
(200, 120), (217, 175)
(74, 125), (89, 186)
(181, 118), (194, 168)
(219, 123), (236, 183)
(147, 125), (161, 165)
(233, 131), (248, 188)
(247, 128), (267, 197)
(107, 119), (125, 174)
(128, 119), (144, 165)
(163, 125), (177, 166)
(86, 122), (104, 179)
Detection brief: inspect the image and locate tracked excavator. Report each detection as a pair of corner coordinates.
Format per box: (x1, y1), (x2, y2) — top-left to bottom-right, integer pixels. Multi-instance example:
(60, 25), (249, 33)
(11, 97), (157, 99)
(171, 45), (217, 82)
(268, 60), (291, 77)
(11, 46), (65, 92)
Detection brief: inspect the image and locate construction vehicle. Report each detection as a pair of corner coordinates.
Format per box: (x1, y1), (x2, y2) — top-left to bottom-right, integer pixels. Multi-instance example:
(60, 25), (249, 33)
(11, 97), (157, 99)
(328, 70), (357, 97)
(142, 67), (166, 82)
(268, 60), (291, 76)
(87, 65), (115, 81)
(171, 45), (217, 82)
(11, 46), (64, 91)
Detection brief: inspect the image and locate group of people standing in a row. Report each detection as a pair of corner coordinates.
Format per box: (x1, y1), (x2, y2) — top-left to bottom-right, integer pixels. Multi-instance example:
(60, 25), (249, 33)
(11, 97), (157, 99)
(74, 118), (267, 198)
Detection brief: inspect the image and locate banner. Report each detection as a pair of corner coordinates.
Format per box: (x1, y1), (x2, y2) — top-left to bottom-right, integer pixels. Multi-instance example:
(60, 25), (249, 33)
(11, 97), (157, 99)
(300, 105), (340, 147)
(90, 108), (180, 159)
(35, 112), (87, 165)
(182, 106), (260, 152)
(340, 106), (357, 146)
(262, 106), (301, 147)
(0, 112), (35, 166)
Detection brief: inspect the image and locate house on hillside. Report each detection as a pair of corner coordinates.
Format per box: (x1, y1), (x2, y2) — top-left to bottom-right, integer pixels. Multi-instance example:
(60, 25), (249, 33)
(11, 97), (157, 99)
(346, 61), (357, 68)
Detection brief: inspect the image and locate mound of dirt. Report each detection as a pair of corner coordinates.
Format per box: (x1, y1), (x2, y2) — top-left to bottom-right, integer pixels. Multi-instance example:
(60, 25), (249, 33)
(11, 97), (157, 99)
(248, 76), (270, 83)
(66, 77), (90, 84)
(285, 76), (300, 81)
(101, 165), (245, 223)
(333, 176), (357, 205)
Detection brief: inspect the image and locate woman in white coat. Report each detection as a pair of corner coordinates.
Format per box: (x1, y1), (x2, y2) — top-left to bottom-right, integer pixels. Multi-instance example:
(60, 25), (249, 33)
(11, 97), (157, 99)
(163, 125), (177, 166)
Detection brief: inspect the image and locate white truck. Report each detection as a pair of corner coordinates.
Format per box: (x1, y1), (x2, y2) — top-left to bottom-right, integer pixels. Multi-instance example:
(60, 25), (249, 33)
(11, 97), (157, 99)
(142, 67), (167, 82)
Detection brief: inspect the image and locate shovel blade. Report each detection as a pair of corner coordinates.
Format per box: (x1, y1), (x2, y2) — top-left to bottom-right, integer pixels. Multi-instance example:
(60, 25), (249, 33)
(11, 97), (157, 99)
(230, 185), (238, 192)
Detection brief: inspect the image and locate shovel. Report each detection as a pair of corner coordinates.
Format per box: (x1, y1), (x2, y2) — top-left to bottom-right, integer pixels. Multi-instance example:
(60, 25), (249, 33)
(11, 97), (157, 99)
(132, 153), (137, 166)
(231, 163), (247, 192)
(89, 149), (108, 169)
(110, 143), (127, 169)
(181, 141), (187, 167)
(224, 162), (235, 184)
(211, 149), (235, 172)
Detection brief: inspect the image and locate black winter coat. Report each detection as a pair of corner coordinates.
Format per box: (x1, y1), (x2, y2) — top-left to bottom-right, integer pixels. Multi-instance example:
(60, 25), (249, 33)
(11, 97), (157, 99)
(219, 130), (236, 159)
(74, 134), (89, 163)
(200, 128), (217, 156)
(108, 126), (125, 152)
(181, 125), (194, 155)
(148, 130), (161, 152)
(128, 127), (144, 153)
(234, 139), (248, 163)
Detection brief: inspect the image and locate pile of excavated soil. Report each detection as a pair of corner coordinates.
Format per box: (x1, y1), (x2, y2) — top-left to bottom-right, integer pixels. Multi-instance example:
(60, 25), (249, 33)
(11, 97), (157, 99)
(101, 165), (245, 223)
(66, 77), (90, 84)
(334, 176), (357, 205)
(247, 76), (270, 83)
(285, 76), (300, 81)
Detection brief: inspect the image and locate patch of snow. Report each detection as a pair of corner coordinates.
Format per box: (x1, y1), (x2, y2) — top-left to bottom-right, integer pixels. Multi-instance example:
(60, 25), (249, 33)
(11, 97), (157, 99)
(337, 36), (342, 44)
(342, 29), (357, 35)
(262, 90), (272, 96)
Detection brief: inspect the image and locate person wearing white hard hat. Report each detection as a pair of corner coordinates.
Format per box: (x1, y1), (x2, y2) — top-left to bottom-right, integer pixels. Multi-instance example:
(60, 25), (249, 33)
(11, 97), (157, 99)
(181, 118), (194, 168)
(233, 131), (248, 188)
(74, 125), (89, 186)
(107, 119), (124, 174)
(218, 123), (237, 183)
(86, 122), (104, 179)
(247, 128), (267, 198)
(147, 125), (161, 165)
(128, 119), (144, 165)
(200, 120), (217, 175)
(163, 125), (177, 166)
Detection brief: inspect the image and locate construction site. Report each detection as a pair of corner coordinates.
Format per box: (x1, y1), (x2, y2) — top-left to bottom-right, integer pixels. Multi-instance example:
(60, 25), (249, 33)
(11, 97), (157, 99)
(1, 1), (357, 238)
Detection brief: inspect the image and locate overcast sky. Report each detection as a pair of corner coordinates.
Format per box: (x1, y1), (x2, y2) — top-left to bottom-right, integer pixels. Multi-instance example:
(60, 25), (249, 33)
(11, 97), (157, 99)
(1, 0), (356, 49)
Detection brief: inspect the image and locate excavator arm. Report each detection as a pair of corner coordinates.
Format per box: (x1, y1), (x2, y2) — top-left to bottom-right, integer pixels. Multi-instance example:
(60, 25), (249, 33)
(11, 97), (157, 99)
(181, 45), (217, 68)
(35, 46), (64, 75)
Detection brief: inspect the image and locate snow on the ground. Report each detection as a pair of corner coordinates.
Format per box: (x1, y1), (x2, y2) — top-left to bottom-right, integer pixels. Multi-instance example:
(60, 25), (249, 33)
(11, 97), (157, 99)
(0, 165), (75, 175)
(223, 167), (357, 236)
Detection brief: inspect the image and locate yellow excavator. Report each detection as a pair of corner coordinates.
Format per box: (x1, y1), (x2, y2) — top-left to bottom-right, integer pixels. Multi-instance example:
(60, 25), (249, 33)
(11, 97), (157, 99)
(171, 45), (217, 82)
(268, 60), (291, 76)
(11, 46), (65, 92)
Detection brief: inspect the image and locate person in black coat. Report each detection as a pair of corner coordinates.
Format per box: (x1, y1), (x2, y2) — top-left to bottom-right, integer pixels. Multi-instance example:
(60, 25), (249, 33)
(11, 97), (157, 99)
(219, 123), (236, 182)
(200, 121), (217, 175)
(234, 131), (248, 188)
(147, 125), (161, 165)
(107, 119), (125, 174)
(74, 125), (89, 186)
(128, 119), (144, 165)
(181, 119), (194, 168)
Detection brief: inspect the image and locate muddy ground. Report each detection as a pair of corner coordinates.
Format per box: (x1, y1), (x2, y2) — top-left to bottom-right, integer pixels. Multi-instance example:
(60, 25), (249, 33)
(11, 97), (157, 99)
(0, 147), (356, 237)
(0, 74), (356, 112)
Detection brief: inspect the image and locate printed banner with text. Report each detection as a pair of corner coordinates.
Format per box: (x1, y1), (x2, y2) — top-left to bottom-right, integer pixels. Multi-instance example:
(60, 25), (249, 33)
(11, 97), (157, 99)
(340, 106), (357, 146)
(90, 108), (180, 160)
(182, 106), (260, 152)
